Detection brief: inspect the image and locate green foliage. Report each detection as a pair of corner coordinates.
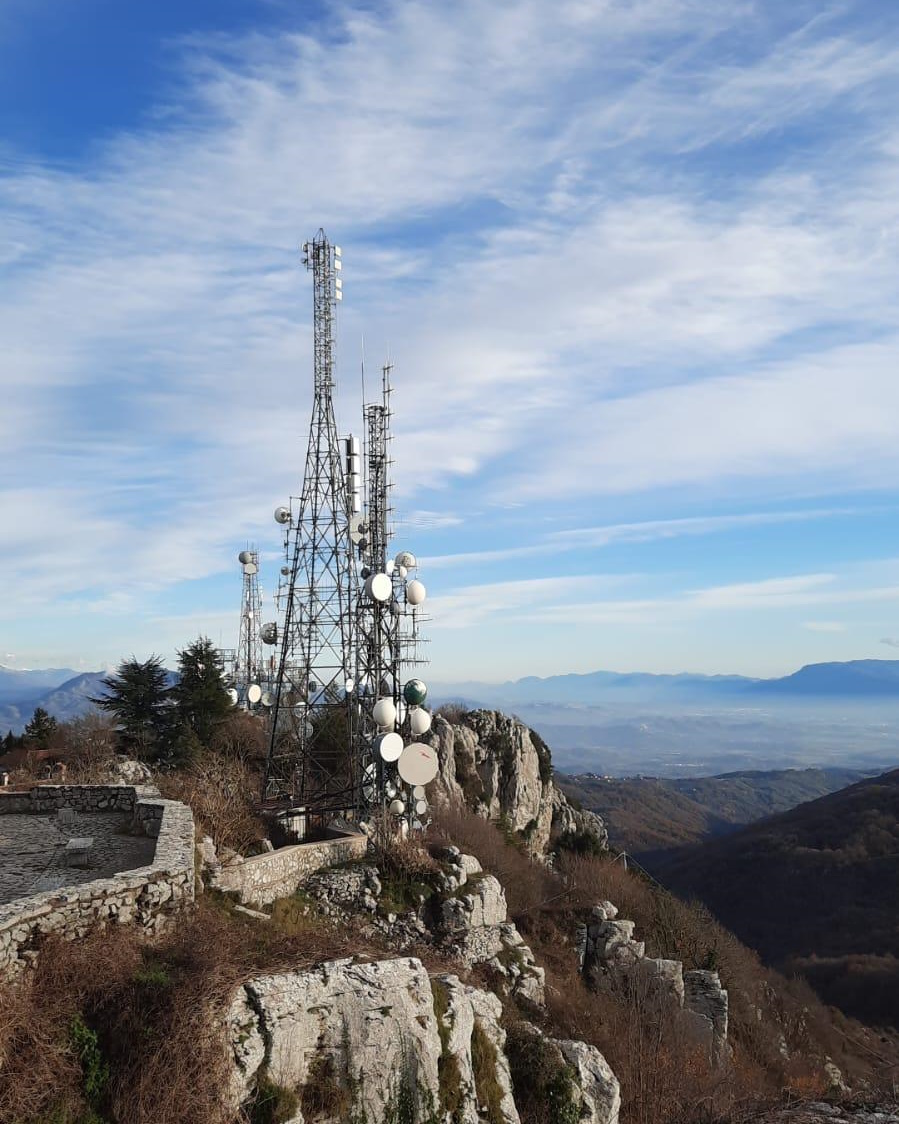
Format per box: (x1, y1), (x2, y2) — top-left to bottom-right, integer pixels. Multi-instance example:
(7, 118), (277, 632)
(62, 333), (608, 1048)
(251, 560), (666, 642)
(505, 1023), (579, 1124)
(90, 655), (172, 761)
(528, 728), (553, 784)
(23, 706), (58, 749)
(69, 1015), (109, 1114)
(251, 1069), (300, 1124)
(554, 828), (605, 858)
(132, 960), (172, 990)
(471, 1021), (505, 1124)
(172, 636), (233, 748)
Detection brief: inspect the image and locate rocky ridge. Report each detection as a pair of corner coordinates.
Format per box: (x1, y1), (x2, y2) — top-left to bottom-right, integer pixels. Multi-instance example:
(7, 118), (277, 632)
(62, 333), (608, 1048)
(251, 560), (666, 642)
(426, 710), (607, 856)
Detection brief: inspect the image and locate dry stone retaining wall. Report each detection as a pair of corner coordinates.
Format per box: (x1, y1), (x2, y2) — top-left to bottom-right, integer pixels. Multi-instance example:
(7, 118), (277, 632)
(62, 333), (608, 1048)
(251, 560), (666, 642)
(0, 785), (195, 977)
(210, 832), (368, 906)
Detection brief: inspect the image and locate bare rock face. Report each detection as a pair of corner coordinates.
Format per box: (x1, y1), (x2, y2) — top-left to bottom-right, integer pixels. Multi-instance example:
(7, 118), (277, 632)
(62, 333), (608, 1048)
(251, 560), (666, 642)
(428, 710), (607, 857)
(226, 957), (614, 1124)
(555, 1038), (622, 1124)
(683, 969), (729, 1063)
(227, 957), (440, 1123)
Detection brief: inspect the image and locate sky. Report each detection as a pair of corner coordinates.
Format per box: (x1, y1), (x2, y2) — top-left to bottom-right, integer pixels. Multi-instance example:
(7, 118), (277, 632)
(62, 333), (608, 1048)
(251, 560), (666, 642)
(2, 0), (899, 682)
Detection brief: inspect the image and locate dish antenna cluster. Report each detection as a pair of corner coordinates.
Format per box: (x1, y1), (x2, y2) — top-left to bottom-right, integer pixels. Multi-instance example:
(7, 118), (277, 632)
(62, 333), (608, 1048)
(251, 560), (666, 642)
(230, 548), (269, 708)
(260, 231), (433, 832)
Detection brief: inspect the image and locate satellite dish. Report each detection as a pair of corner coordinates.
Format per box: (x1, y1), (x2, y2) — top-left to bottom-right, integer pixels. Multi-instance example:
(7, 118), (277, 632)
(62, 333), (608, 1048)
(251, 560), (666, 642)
(262, 623), (278, 644)
(344, 677), (355, 694)
(414, 799), (428, 816)
(238, 550), (254, 564)
(398, 565), (408, 579)
(242, 562), (258, 576)
(280, 565), (290, 576)
(260, 691), (273, 707)
(349, 514), (368, 545)
(247, 683), (262, 704)
(403, 678), (428, 706)
(376, 731), (403, 763)
(365, 572), (392, 602)
(227, 688), (239, 705)
(389, 798), (406, 816)
(412, 785), (426, 799)
(372, 697), (396, 727)
(385, 559), (395, 575)
(406, 579), (426, 606)
(410, 708), (431, 736)
(397, 743), (439, 786)
(274, 506), (291, 524)
(395, 550), (416, 569)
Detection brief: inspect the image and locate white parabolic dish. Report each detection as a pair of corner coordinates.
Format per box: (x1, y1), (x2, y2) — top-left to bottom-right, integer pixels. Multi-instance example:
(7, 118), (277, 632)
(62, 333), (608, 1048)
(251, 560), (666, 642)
(365, 572), (392, 602)
(397, 742), (439, 786)
(377, 731), (403, 763)
(247, 683), (262, 704)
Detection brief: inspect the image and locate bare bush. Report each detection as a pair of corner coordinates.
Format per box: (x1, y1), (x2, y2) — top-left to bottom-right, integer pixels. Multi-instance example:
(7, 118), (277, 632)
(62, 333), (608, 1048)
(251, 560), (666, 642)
(157, 754), (267, 855)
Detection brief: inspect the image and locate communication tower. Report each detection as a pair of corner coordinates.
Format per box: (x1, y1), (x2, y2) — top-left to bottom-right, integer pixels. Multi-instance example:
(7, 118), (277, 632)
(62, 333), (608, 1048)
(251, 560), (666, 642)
(233, 548), (265, 707)
(263, 232), (359, 816)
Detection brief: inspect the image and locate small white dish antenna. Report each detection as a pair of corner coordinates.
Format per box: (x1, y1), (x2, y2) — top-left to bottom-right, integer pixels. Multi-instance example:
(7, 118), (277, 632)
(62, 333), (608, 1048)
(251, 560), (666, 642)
(280, 565), (290, 576)
(376, 731), (403, 763)
(349, 513), (367, 544)
(344, 677), (355, 694)
(398, 565), (408, 579)
(260, 691), (273, 707)
(372, 697), (397, 727)
(247, 683), (262, 705)
(406, 579), (426, 606)
(262, 623), (278, 644)
(274, 506), (291, 524)
(385, 781), (398, 799)
(397, 743), (439, 786)
(414, 799), (428, 816)
(238, 550), (254, 564)
(389, 798), (406, 816)
(386, 559), (395, 575)
(227, 688), (239, 705)
(395, 550), (416, 569)
(365, 572), (392, 602)
(410, 708), (431, 736)
(412, 785), (426, 799)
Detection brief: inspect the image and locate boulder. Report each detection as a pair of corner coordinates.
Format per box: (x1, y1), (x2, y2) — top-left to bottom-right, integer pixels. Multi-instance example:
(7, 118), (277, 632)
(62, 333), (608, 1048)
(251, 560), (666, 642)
(554, 1038), (621, 1124)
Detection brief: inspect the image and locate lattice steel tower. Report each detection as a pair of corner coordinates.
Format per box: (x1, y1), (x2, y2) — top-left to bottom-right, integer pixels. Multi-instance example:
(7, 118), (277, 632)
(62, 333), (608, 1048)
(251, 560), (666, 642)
(235, 548), (263, 702)
(263, 232), (359, 813)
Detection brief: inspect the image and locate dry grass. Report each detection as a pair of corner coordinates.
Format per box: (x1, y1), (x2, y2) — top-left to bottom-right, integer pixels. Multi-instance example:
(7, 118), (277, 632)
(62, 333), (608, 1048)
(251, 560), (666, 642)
(157, 754), (267, 855)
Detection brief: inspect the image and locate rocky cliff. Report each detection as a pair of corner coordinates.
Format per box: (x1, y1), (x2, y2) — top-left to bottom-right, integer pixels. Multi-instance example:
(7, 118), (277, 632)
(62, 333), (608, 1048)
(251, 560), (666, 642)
(426, 710), (607, 857)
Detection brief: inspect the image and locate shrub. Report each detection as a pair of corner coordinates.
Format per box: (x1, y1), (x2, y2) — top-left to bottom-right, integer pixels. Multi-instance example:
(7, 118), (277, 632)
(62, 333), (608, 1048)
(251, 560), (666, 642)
(252, 1069), (301, 1124)
(298, 1054), (349, 1121)
(69, 1014), (109, 1113)
(504, 1022), (579, 1124)
(471, 1021), (505, 1124)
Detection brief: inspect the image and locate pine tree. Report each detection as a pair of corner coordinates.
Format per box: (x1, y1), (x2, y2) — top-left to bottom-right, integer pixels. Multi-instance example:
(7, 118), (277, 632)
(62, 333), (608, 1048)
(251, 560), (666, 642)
(90, 655), (172, 761)
(23, 707), (58, 749)
(172, 636), (233, 750)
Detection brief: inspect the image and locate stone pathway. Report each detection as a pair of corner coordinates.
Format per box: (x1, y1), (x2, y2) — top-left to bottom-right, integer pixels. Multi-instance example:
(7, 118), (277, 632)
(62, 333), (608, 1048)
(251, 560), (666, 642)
(0, 811), (156, 905)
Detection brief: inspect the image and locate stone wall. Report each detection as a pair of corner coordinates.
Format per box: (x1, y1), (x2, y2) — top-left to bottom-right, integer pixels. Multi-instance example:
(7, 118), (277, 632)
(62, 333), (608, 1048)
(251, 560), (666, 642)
(210, 831), (368, 906)
(0, 786), (195, 977)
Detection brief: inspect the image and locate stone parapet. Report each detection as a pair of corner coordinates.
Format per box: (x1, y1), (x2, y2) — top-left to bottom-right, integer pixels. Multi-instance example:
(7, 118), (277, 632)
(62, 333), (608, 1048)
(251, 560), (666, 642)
(0, 787), (194, 977)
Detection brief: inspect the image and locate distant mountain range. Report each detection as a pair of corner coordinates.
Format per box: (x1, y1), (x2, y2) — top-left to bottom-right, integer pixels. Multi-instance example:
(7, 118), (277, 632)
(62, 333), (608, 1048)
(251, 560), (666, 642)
(0, 670), (107, 733)
(557, 766), (868, 856)
(652, 768), (899, 1028)
(434, 659), (899, 706)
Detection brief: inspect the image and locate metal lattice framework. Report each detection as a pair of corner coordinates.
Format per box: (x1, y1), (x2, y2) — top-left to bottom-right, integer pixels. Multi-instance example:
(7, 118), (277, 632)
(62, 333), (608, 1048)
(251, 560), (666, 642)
(264, 232), (359, 812)
(235, 548), (264, 701)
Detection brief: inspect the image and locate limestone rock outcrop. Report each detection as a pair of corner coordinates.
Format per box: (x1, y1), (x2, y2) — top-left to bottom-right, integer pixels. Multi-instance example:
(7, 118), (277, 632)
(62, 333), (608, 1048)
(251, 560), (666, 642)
(577, 899), (729, 1063)
(226, 956), (619, 1124)
(427, 710), (607, 857)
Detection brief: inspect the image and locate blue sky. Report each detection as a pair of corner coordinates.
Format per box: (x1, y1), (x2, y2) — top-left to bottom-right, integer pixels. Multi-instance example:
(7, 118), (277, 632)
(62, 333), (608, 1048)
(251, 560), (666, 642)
(2, 0), (899, 681)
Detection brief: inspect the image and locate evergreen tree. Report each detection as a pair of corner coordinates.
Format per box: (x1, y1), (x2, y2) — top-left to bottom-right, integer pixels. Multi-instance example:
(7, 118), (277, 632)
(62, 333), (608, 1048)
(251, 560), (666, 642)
(172, 636), (233, 749)
(90, 655), (172, 761)
(23, 706), (58, 749)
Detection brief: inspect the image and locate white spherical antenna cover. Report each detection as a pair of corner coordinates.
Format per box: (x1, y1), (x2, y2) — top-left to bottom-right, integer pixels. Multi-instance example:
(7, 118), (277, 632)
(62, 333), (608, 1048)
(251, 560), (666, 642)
(227, 688), (239, 705)
(372, 697), (397, 727)
(238, 550), (254, 564)
(365, 572), (392, 602)
(389, 798), (406, 816)
(377, 731), (403, 762)
(406, 579), (426, 606)
(247, 683), (262, 704)
(410, 708), (431, 736)
(397, 742), (439, 786)
(395, 550), (417, 569)
(274, 505), (291, 524)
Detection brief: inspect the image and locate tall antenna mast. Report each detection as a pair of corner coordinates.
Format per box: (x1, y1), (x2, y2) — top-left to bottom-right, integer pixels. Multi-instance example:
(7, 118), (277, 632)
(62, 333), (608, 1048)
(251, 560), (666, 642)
(263, 231), (359, 818)
(235, 548), (264, 706)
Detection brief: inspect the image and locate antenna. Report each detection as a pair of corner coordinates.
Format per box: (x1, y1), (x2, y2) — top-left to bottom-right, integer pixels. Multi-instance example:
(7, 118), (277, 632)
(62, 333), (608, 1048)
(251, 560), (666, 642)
(235, 548), (264, 707)
(263, 233), (360, 818)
